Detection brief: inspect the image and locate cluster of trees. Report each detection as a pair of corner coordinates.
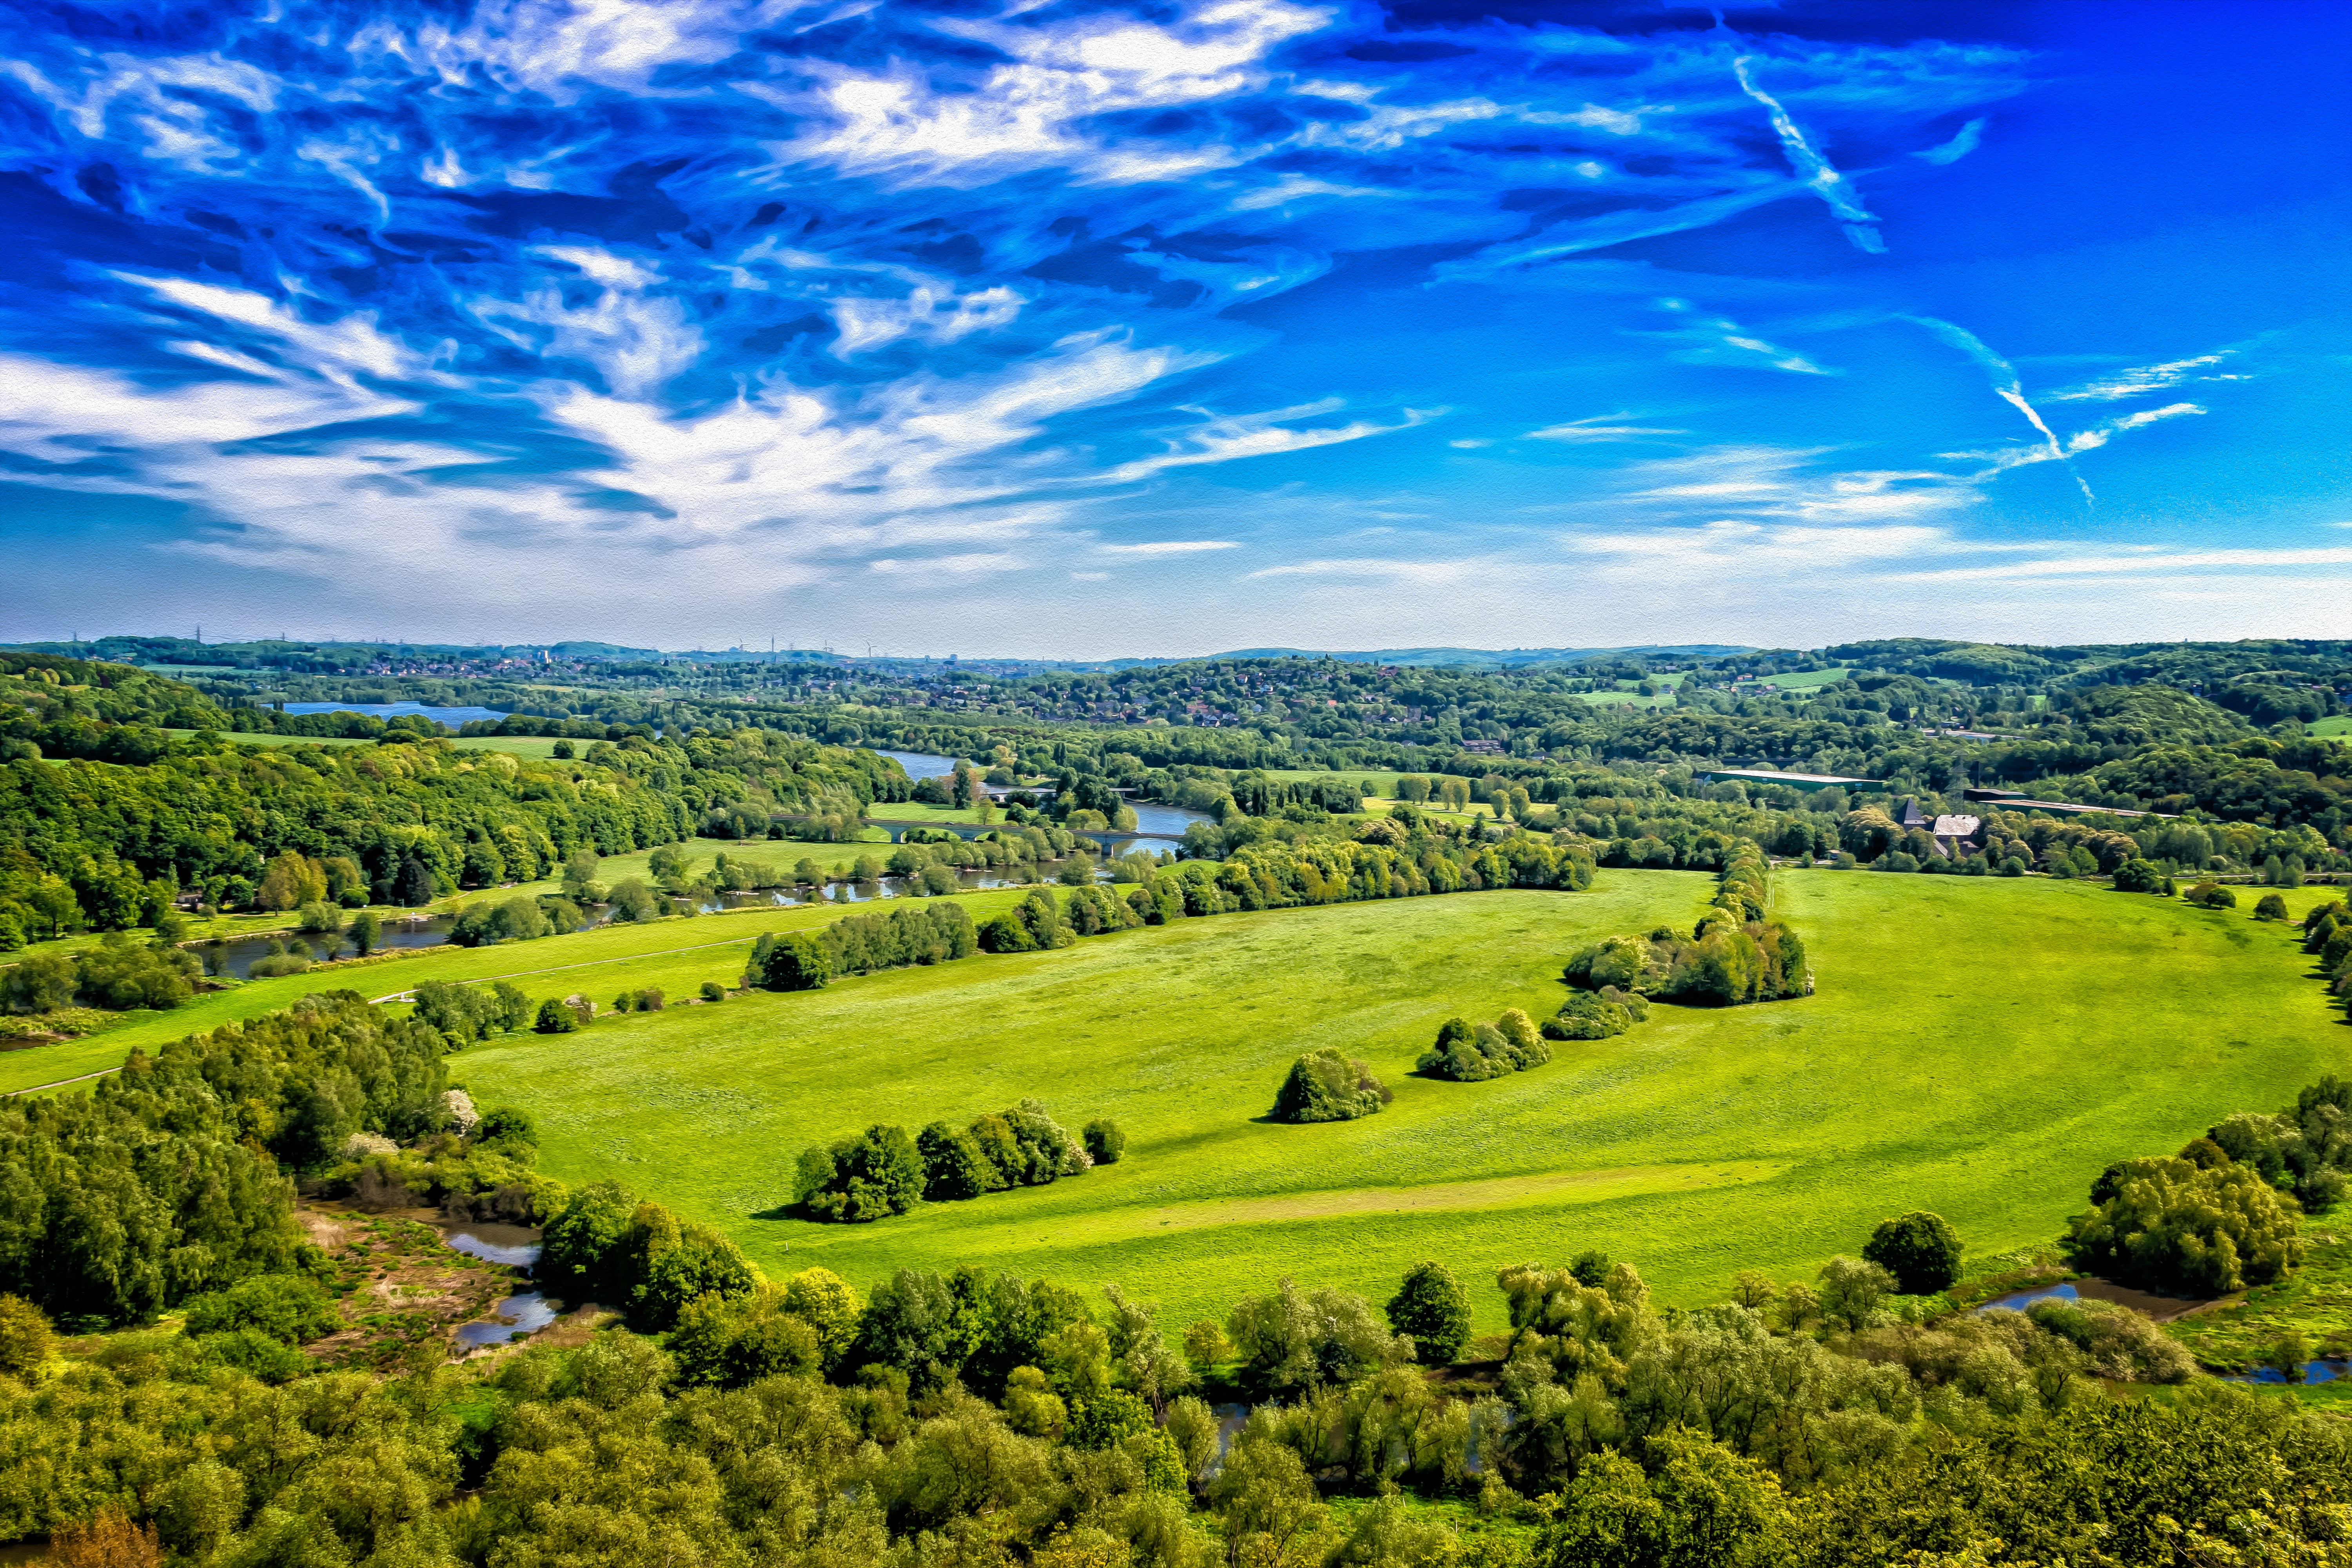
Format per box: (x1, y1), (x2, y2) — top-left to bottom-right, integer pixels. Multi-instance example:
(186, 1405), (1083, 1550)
(2307, 900), (2352, 1022)
(1546, 985), (1648, 1041)
(794, 1103), (1116, 1223)
(2056, 1076), (2352, 1296)
(748, 902), (982, 991)
(1270, 1048), (1391, 1123)
(1567, 924), (1809, 1008)
(0, 992), (470, 1326)
(1417, 1010), (1551, 1082)
(0, 933), (200, 1017)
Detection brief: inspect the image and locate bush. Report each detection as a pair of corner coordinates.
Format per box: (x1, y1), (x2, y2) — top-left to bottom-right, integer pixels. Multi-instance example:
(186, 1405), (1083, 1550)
(0, 1295), (54, 1377)
(1419, 1009), (1552, 1080)
(2112, 858), (2166, 893)
(1861, 1210), (1962, 1295)
(534, 997), (578, 1033)
(1270, 1048), (1390, 1123)
(2063, 1156), (2301, 1294)
(1083, 1118), (1125, 1164)
(2255, 892), (2290, 921)
(699, 981), (725, 1002)
(1544, 989), (1639, 1041)
(2183, 881), (2239, 909)
(182, 1274), (341, 1344)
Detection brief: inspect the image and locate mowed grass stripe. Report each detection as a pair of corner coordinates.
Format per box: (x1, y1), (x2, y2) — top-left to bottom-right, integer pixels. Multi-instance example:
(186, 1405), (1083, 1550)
(456, 871), (2352, 1330)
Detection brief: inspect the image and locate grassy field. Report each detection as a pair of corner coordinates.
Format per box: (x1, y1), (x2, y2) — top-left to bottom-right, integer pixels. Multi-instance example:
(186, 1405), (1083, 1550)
(0, 882), (1054, 1095)
(1755, 667), (1852, 691)
(2308, 716), (2352, 738)
(447, 871), (2351, 1333)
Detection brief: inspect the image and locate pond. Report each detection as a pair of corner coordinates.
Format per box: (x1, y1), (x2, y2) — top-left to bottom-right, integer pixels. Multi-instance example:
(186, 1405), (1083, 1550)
(2231, 1357), (2352, 1385)
(429, 1218), (560, 1350)
(282, 701), (509, 726)
(1976, 1282), (2080, 1313)
(876, 750), (1210, 840)
(194, 911), (471, 979)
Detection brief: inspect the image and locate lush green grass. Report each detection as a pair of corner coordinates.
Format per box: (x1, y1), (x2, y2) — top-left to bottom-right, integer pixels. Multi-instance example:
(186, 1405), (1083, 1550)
(1754, 667), (1851, 691)
(0, 884), (1052, 1094)
(2308, 716), (2352, 738)
(452, 871), (2350, 1334)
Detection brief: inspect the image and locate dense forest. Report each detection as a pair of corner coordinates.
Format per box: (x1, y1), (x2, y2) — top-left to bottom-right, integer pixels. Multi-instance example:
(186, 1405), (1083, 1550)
(7, 644), (2351, 952)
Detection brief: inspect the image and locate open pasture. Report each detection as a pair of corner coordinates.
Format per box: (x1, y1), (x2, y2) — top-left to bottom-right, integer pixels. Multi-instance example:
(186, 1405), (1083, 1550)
(456, 871), (2350, 1332)
(0, 882), (1051, 1094)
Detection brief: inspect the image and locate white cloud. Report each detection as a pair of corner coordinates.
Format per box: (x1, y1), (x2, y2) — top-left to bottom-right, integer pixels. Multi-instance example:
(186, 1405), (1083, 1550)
(1244, 557), (1476, 583)
(2049, 351), (2249, 402)
(1948, 401), (2205, 475)
(1091, 402), (1428, 485)
(1913, 116), (1985, 165)
(1100, 540), (1240, 555)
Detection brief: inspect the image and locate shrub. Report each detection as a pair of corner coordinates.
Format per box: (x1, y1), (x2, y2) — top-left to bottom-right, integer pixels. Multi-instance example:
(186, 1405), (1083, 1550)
(1385, 1260), (1472, 1365)
(2183, 881), (2238, 909)
(2254, 892), (2290, 922)
(2112, 859), (2166, 894)
(1270, 1048), (1390, 1123)
(1419, 1010), (1552, 1079)
(2063, 1156), (2300, 1294)
(1083, 1118), (1126, 1164)
(1861, 1211), (1962, 1295)
(0, 1295), (54, 1377)
(182, 1274), (341, 1344)
(534, 997), (578, 1033)
(1544, 989), (1637, 1041)
(699, 981), (725, 1002)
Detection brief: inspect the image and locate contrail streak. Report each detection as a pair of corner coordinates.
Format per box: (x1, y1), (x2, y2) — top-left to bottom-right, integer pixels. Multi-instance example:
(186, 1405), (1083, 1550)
(1724, 43), (1884, 253)
(1906, 315), (2094, 503)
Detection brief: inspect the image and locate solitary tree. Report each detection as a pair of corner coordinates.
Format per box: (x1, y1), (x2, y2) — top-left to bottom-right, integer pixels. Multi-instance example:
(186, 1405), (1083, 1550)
(1860, 1210), (1963, 1295)
(395, 856), (434, 907)
(1385, 1261), (1472, 1365)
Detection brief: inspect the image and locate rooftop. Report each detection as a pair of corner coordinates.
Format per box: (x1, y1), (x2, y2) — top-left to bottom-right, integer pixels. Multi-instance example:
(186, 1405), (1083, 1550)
(1701, 767), (1880, 789)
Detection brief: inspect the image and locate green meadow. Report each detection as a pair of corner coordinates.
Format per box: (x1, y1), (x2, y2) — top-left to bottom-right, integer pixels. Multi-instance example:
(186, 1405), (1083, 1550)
(0, 882), (1052, 1094)
(445, 871), (2351, 1332)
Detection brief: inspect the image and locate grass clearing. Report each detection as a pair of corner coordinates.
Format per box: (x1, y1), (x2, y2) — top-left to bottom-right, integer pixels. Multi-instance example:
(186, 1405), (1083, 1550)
(2308, 716), (2352, 738)
(451, 871), (2349, 1333)
(1754, 667), (1851, 691)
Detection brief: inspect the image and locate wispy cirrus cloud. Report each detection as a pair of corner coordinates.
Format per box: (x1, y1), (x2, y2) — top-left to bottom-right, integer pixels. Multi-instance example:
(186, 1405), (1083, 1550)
(2049, 350), (2251, 402)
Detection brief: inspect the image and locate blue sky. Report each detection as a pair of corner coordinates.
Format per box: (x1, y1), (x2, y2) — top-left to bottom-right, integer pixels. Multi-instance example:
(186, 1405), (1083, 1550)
(1, 0), (2346, 656)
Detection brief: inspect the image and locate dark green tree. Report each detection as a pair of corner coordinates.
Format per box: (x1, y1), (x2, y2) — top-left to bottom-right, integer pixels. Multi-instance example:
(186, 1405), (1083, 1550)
(760, 932), (835, 991)
(1083, 1118), (1126, 1164)
(1861, 1210), (1963, 1295)
(1385, 1260), (1472, 1365)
